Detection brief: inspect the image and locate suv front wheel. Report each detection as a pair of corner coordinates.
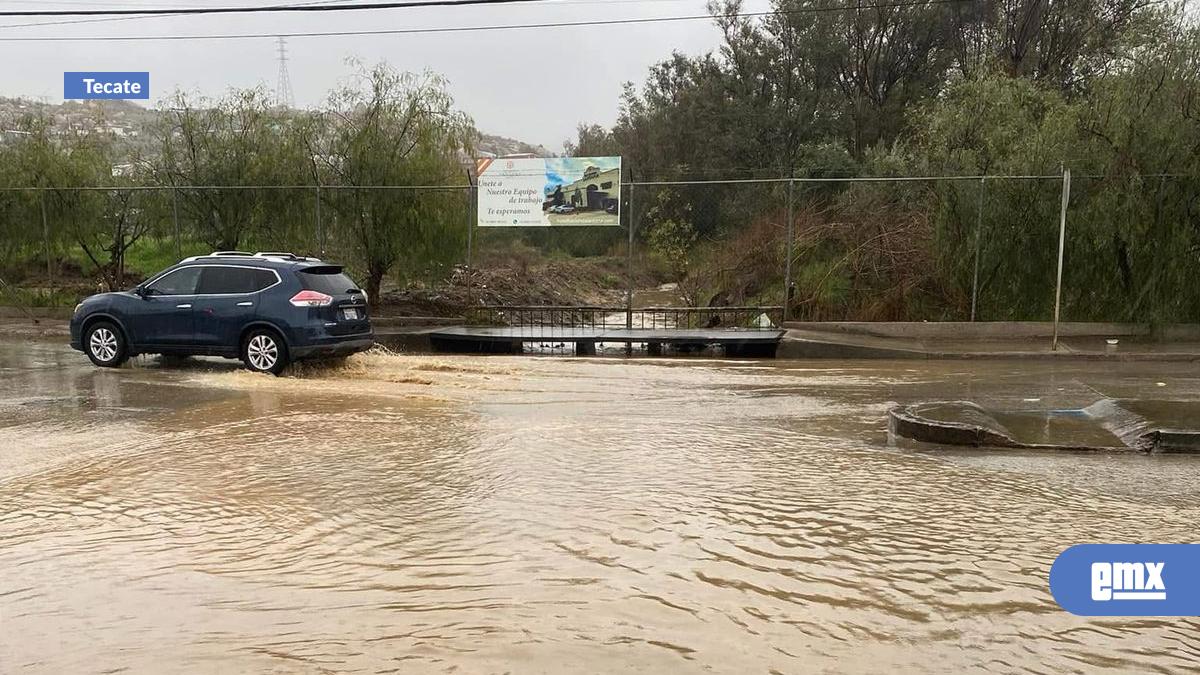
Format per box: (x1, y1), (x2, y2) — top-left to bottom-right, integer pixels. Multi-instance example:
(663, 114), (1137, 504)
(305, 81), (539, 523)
(85, 320), (129, 368)
(242, 328), (289, 375)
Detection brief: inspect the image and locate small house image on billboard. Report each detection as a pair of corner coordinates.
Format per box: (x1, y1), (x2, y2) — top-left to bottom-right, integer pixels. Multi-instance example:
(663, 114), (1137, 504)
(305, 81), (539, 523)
(566, 165), (619, 210)
(542, 158), (622, 225)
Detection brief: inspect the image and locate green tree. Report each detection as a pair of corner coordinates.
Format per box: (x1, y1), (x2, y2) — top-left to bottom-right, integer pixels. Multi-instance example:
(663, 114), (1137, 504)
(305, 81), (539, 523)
(6, 114), (110, 284)
(1065, 21), (1200, 322)
(313, 62), (474, 303)
(6, 113), (172, 290)
(156, 88), (306, 251)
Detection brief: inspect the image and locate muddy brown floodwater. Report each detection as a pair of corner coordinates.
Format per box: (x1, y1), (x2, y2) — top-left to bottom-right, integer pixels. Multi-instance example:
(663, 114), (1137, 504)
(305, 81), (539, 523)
(2, 340), (1199, 673)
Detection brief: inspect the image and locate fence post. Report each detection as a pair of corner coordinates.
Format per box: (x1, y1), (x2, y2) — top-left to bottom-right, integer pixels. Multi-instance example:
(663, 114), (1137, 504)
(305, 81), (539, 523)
(970, 177), (985, 322)
(40, 190), (52, 288)
(171, 186), (181, 259)
(626, 181), (636, 332)
(466, 184), (475, 308)
(315, 184), (324, 257)
(1052, 168), (1071, 351)
(783, 177), (794, 323)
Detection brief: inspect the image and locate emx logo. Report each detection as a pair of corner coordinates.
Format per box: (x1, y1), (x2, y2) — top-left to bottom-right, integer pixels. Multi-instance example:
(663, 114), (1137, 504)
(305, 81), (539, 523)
(1091, 561), (1165, 601)
(1051, 545), (1199, 616)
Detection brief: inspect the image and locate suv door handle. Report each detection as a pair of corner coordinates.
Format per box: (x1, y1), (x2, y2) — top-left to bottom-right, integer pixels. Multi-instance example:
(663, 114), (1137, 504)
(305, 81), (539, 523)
(236, 301), (253, 307)
(176, 303), (192, 309)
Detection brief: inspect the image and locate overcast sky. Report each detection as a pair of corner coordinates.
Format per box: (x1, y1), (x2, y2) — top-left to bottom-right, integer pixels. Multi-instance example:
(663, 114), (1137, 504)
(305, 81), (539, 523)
(0, 0), (772, 150)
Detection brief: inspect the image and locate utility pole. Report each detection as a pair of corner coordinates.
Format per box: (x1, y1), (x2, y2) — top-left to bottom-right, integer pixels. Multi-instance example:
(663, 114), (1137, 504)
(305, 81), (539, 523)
(970, 177), (985, 322)
(1052, 168), (1071, 351)
(626, 179), (635, 332)
(466, 173), (476, 308)
(783, 176), (794, 323)
(40, 190), (52, 288)
(171, 186), (181, 259)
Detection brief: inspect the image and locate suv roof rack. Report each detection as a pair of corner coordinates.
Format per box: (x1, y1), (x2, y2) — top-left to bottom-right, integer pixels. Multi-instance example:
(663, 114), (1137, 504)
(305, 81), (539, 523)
(179, 251), (323, 264)
(255, 252), (323, 262)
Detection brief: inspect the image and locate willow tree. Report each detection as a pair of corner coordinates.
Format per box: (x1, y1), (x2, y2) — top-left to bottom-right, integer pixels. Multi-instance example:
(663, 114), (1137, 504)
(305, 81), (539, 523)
(0, 120), (41, 275)
(5, 114), (108, 283)
(313, 61), (474, 303)
(156, 88), (309, 251)
(0, 112), (169, 289)
(0, 142), (21, 274)
(912, 20), (1200, 324)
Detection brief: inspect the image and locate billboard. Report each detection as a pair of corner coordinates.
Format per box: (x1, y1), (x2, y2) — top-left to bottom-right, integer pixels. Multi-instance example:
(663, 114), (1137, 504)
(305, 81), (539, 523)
(476, 156), (621, 227)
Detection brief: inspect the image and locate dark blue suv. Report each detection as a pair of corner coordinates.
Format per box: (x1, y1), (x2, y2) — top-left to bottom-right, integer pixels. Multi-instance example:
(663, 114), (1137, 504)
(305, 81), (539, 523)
(70, 252), (374, 374)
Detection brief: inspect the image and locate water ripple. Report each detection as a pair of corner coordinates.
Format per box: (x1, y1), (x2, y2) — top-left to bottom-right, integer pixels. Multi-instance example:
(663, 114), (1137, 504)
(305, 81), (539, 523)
(1, 346), (1199, 672)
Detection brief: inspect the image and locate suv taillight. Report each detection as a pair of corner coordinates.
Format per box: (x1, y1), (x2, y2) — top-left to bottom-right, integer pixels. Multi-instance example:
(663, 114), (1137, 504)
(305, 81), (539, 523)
(290, 290), (333, 307)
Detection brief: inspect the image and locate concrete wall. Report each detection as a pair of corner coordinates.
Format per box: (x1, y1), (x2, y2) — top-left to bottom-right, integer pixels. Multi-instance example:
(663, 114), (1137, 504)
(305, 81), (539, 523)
(783, 321), (1200, 341)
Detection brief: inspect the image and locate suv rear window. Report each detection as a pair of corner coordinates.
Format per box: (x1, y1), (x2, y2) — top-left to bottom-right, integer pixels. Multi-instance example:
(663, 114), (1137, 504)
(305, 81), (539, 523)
(197, 266), (278, 295)
(298, 266), (359, 295)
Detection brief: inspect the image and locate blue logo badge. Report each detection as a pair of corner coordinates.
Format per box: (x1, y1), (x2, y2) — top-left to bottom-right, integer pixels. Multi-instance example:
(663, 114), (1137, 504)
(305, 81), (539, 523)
(1050, 544), (1200, 616)
(64, 72), (149, 100)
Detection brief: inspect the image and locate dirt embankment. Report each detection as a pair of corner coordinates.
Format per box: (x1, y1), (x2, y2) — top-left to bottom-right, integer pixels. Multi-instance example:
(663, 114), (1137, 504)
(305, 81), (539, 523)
(379, 257), (663, 316)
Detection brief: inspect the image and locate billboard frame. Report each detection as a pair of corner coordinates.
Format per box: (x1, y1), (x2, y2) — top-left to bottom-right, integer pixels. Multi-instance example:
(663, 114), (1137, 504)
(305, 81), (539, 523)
(475, 156), (622, 228)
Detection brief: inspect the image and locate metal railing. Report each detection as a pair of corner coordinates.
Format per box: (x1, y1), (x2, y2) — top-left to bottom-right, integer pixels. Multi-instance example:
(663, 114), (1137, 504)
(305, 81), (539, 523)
(464, 305), (783, 331)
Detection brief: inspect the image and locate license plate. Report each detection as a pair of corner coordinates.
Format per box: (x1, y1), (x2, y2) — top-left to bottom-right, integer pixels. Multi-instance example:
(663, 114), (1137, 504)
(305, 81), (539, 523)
(342, 308), (359, 320)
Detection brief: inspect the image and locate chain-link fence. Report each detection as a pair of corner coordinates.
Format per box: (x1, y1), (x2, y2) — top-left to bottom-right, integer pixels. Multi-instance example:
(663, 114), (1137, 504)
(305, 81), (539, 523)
(1, 172), (1196, 325)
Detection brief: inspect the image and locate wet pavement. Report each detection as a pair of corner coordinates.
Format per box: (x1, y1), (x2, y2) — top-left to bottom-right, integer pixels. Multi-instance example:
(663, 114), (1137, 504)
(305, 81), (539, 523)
(2, 339), (1199, 673)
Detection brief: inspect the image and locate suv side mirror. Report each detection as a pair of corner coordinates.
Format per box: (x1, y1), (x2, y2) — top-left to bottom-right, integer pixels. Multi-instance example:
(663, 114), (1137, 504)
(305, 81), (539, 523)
(135, 285), (150, 298)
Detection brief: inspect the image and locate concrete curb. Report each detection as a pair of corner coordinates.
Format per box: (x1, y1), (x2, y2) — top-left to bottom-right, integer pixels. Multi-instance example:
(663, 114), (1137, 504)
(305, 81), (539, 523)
(1143, 429), (1200, 453)
(889, 401), (1200, 453)
(371, 315), (464, 328)
(783, 321), (1200, 340)
(779, 338), (930, 360)
(373, 328), (437, 353)
(888, 402), (1021, 448)
(888, 402), (1132, 452)
(779, 335), (1200, 362)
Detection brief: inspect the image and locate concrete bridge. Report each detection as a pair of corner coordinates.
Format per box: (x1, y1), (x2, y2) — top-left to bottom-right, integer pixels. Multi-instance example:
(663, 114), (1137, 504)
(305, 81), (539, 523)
(425, 305), (786, 357)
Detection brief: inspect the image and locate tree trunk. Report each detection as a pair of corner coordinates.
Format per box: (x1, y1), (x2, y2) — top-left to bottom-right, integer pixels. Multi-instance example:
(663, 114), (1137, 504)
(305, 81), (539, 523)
(366, 266), (384, 310)
(114, 248), (125, 290)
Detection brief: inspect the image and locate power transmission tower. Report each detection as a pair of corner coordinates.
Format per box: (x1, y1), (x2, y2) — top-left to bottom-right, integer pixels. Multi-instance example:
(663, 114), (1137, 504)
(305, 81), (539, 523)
(275, 36), (295, 108)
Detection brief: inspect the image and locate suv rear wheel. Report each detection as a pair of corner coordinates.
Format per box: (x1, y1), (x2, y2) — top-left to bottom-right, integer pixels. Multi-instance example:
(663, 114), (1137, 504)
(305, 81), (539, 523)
(85, 321), (129, 368)
(241, 328), (289, 375)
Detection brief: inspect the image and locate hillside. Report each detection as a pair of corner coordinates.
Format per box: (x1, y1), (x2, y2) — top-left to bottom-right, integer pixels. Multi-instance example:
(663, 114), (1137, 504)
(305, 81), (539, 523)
(0, 96), (548, 162)
(0, 97), (159, 158)
(476, 133), (550, 158)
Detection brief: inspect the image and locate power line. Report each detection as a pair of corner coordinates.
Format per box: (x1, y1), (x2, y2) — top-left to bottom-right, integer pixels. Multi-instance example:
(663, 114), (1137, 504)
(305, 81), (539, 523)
(0, 0), (972, 42)
(0, 0), (553, 17)
(0, 0), (729, 30)
(0, 0), (365, 30)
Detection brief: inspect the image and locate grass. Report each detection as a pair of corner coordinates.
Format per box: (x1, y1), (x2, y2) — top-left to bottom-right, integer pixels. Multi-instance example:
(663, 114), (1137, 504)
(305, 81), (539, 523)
(122, 238), (209, 277)
(59, 237), (210, 282)
(0, 237), (212, 307)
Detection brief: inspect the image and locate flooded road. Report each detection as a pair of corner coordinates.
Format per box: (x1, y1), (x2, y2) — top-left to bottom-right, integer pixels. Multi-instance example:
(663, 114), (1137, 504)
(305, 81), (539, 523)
(2, 339), (1199, 673)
